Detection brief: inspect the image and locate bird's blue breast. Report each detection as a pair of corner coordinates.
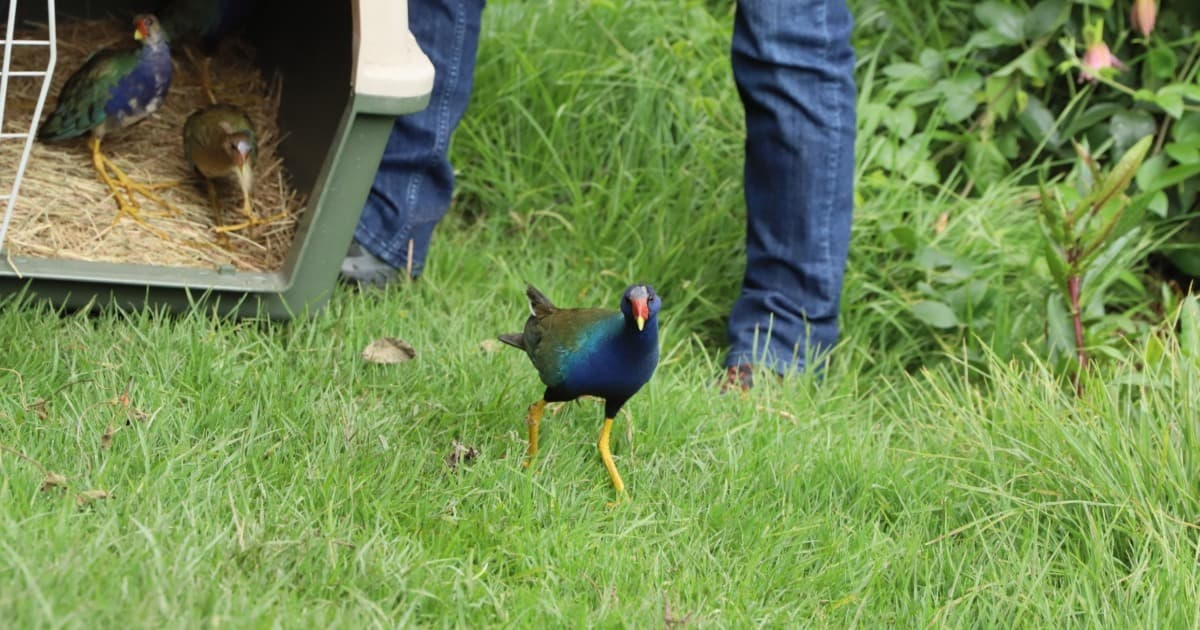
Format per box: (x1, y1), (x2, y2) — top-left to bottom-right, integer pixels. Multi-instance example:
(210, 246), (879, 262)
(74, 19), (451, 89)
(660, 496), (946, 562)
(556, 317), (659, 401)
(104, 45), (172, 127)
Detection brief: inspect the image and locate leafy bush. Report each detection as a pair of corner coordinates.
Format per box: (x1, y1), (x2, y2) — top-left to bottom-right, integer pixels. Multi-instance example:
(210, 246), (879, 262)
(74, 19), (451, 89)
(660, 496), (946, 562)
(853, 0), (1200, 375)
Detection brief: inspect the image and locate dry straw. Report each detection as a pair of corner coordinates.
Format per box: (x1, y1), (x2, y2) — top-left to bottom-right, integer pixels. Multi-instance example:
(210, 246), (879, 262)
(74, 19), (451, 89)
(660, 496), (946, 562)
(1, 17), (306, 273)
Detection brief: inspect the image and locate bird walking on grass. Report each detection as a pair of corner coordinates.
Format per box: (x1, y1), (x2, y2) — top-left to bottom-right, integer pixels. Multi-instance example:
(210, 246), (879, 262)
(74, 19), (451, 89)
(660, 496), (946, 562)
(38, 14), (177, 231)
(183, 104), (284, 233)
(499, 284), (661, 500)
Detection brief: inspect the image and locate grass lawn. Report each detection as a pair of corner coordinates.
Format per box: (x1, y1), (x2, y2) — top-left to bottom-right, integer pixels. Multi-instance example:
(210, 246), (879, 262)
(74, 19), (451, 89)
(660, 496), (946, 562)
(4, 0), (1200, 627)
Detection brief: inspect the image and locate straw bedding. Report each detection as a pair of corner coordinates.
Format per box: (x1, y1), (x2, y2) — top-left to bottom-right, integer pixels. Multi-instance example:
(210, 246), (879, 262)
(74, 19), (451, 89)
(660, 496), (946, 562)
(1, 17), (306, 273)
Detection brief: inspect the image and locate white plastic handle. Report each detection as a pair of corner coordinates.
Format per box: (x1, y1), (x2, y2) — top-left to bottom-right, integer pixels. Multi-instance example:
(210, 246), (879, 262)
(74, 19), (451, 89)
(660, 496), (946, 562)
(352, 0), (435, 101)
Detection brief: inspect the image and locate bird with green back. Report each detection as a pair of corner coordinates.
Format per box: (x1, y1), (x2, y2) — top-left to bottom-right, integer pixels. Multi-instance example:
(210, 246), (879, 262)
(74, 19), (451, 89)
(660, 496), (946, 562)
(183, 104), (284, 233)
(39, 14), (178, 232)
(499, 284), (661, 502)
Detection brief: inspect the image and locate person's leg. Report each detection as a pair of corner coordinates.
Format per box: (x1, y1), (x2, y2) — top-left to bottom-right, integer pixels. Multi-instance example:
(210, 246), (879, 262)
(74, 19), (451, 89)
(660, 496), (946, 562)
(725, 0), (856, 380)
(342, 0), (486, 286)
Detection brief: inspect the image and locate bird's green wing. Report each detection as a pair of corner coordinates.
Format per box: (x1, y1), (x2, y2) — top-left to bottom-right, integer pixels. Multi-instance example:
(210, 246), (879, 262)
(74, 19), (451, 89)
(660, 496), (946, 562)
(38, 48), (139, 141)
(527, 308), (621, 387)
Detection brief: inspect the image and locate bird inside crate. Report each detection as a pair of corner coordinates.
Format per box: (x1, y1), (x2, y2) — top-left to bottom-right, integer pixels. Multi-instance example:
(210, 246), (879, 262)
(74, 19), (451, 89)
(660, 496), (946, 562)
(2, 0), (353, 273)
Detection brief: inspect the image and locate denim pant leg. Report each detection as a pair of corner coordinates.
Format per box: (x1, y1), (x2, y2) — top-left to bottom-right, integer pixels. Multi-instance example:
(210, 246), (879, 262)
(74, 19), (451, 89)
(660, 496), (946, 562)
(726, 0), (856, 374)
(352, 0), (486, 276)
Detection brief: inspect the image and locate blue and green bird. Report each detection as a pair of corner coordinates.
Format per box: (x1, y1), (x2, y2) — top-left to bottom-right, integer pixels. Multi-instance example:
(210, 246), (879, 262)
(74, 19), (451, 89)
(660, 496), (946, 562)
(499, 284), (661, 499)
(38, 14), (175, 225)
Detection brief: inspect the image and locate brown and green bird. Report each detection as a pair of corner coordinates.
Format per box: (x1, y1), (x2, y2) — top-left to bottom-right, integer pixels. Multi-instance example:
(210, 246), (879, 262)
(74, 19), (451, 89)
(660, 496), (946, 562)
(499, 284), (661, 501)
(39, 14), (176, 227)
(183, 104), (279, 232)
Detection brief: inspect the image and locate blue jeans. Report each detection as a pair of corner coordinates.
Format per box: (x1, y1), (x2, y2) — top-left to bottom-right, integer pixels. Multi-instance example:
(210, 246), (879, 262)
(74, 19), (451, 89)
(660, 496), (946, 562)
(354, 0), (856, 375)
(352, 0), (486, 277)
(726, 0), (856, 375)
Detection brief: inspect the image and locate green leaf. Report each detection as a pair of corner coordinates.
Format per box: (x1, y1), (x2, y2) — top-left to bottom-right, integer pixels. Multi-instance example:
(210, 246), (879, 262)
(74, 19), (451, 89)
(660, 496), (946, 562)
(1017, 95), (1060, 147)
(1163, 245), (1200, 277)
(975, 2), (1025, 44)
(985, 74), (1019, 120)
(914, 247), (976, 280)
(1184, 84), (1200, 104)
(882, 62), (935, 92)
(1146, 190), (1169, 218)
(939, 74), (982, 123)
(911, 300), (961, 329)
(1090, 135), (1153, 211)
(1154, 85), (1186, 119)
(1145, 45), (1178, 80)
(997, 45), (1052, 83)
(1045, 294), (1075, 358)
(887, 224), (919, 253)
(1081, 230), (1140, 303)
(1138, 161), (1200, 194)
(1164, 141), (1200, 164)
(1181, 295), (1200, 364)
(1063, 102), (1124, 140)
(891, 106), (917, 138)
(966, 138), (1007, 191)
(1135, 153), (1168, 192)
(1143, 332), (1165, 369)
(877, 138), (940, 185)
(1108, 110), (1157, 159)
(1024, 0), (1069, 40)
(967, 30), (1018, 50)
(1109, 197), (1148, 241)
(1176, 112), (1200, 145)
(1042, 235), (1070, 294)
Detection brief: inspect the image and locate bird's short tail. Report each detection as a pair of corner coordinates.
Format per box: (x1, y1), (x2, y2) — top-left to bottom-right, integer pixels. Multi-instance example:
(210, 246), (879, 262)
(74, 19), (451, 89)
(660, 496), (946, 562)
(497, 333), (525, 351)
(526, 284), (556, 318)
(36, 113), (71, 142)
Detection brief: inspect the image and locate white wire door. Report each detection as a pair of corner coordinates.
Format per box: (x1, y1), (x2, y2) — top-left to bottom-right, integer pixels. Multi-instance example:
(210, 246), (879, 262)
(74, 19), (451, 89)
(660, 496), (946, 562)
(0, 0), (55, 256)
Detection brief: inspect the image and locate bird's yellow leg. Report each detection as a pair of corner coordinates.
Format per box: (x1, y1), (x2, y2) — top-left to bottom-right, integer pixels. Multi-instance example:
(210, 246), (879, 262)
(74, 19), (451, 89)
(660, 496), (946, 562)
(88, 136), (182, 219)
(202, 181), (234, 246)
(209, 181), (246, 233)
(522, 399), (546, 468)
(598, 417), (627, 500)
(214, 190), (288, 233)
(88, 136), (136, 208)
(89, 137), (172, 239)
(200, 52), (218, 105)
(206, 181), (220, 213)
(106, 162), (183, 217)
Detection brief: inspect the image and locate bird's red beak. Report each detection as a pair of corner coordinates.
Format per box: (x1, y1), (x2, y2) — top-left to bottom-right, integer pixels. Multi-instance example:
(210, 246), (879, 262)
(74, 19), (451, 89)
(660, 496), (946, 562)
(631, 297), (649, 331)
(134, 19), (149, 41)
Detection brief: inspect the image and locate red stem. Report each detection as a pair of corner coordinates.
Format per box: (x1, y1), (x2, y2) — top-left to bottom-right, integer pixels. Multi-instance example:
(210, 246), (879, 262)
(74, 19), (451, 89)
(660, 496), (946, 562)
(1067, 274), (1088, 389)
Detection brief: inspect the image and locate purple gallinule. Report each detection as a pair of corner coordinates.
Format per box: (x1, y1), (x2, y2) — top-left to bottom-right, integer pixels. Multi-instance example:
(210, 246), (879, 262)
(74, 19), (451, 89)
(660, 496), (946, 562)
(183, 104), (284, 232)
(39, 14), (175, 227)
(499, 283), (661, 498)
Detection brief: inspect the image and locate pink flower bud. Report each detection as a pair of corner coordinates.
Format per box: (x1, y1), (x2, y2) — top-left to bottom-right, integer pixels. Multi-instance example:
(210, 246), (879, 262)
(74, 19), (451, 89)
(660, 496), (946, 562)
(1131, 0), (1157, 38)
(1078, 41), (1126, 83)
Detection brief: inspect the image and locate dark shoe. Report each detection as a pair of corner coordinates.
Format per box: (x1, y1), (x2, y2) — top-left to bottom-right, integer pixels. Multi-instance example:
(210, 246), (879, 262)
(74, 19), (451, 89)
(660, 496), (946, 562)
(719, 364), (755, 393)
(340, 241), (402, 288)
